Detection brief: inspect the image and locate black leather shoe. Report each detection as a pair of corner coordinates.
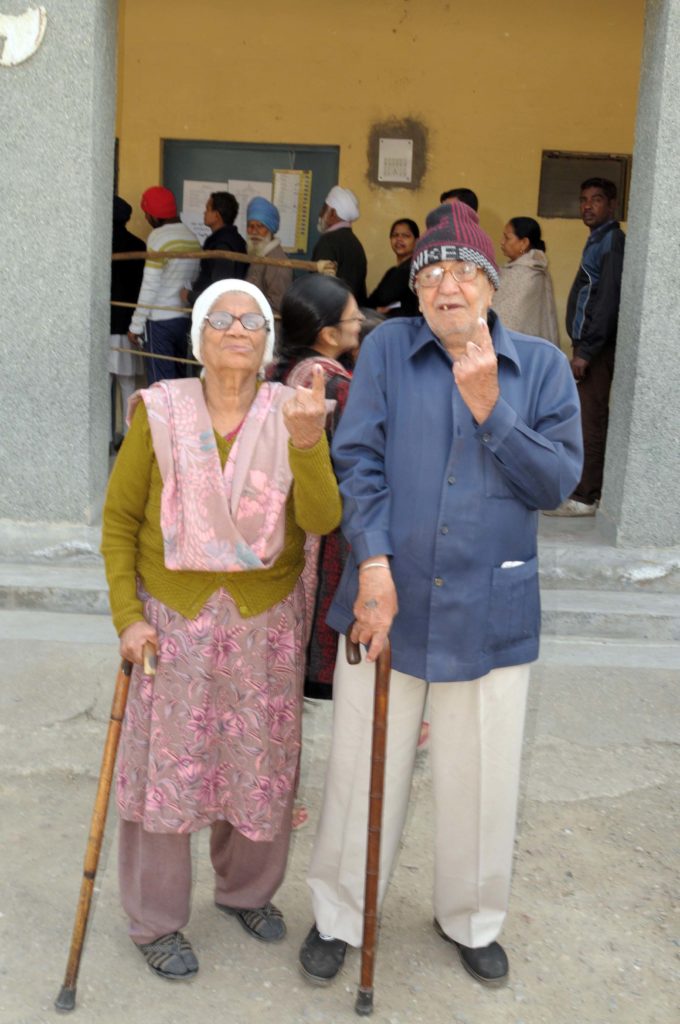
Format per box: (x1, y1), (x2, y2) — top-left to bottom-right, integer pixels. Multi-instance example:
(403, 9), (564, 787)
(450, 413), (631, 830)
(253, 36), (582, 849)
(433, 918), (509, 987)
(299, 924), (347, 986)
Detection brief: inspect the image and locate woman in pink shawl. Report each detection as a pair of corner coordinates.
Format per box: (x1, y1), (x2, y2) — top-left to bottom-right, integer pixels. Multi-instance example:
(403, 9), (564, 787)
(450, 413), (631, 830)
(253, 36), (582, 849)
(101, 279), (341, 981)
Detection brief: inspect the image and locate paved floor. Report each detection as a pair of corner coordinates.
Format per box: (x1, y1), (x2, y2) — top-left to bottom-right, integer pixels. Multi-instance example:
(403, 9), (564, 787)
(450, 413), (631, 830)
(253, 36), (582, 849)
(0, 610), (678, 1024)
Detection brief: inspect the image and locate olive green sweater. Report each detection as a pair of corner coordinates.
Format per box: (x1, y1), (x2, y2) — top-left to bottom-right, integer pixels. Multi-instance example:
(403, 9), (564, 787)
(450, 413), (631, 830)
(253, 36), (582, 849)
(101, 401), (342, 635)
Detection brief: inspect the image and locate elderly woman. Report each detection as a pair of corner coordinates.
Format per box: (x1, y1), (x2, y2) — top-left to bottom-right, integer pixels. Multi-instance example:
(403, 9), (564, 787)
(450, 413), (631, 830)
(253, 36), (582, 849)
(366, 218), (421, 317)
(493, 217), (560, 344)
(268, 275), (361, 702)
(101, 278), (341, 981)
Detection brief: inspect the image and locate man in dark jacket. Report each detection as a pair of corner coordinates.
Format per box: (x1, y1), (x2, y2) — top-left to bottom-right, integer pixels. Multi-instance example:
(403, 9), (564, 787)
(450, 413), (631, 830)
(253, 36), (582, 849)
(312, 186), (367, 304)
(548, 177), (625, 516)
(182, 191), (247, 305)
(110, 196), (145, 449)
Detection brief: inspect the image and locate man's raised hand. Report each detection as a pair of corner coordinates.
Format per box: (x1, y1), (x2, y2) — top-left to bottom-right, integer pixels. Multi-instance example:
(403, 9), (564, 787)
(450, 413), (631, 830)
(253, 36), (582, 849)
(452, 316), (499, 423)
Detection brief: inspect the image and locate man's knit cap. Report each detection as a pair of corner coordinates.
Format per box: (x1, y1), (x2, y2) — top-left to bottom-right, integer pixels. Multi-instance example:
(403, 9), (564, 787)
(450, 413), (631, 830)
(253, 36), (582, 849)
(409, 201), (499, 290)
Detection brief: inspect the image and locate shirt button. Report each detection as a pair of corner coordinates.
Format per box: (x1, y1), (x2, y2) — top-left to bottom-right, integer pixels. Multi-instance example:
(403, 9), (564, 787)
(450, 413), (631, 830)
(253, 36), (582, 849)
(447, 475), (456, 484)
(482, 432), (492, 443)
(434, 577), (444, 587)
(440, 525), (449, 535)
(239, 605), (248, 615)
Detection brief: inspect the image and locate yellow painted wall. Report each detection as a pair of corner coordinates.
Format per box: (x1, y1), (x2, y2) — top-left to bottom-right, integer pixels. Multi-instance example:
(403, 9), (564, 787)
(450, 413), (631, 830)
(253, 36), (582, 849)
(116, 0), (644, 349)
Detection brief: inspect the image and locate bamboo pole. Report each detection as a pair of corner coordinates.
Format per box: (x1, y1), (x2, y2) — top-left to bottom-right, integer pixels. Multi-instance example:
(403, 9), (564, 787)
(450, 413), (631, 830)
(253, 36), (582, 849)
(111, 300), (193, 315)
(110, 346), (198, 367)
(112, 249), (335, 275)
(110, 300), (281, 320)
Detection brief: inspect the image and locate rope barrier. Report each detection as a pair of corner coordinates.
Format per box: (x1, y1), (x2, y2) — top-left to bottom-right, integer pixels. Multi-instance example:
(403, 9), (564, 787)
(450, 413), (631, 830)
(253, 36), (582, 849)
(110, 248), (327, 380)
(111, 346), (199, 367)
(111, 300), (192, 314)
(112, 248), (336, 275)
(110, 299), (282, 320)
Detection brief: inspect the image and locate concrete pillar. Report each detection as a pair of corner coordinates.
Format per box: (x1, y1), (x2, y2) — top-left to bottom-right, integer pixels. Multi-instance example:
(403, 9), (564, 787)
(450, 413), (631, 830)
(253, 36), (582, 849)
(600, 0), (680, 548)
(0, 0), (118, 528)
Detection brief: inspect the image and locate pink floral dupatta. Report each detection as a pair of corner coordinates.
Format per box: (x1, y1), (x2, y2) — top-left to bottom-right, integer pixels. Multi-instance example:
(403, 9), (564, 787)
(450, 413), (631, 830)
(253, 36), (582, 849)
(129, 378), (296, 572)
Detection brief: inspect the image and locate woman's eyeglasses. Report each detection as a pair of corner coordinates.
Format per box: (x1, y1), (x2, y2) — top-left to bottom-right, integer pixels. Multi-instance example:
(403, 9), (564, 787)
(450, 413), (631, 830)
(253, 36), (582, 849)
(337, 314), (366, 326)
(204, 311), (269, 332)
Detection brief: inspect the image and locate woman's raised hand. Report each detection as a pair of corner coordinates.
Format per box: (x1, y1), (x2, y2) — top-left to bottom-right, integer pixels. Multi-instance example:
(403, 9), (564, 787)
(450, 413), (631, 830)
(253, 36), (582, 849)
(283, 363), (327, 449)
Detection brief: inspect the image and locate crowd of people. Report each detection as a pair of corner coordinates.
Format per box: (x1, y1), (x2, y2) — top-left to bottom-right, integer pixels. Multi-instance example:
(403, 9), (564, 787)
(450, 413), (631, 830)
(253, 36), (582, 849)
(111, 179), (624, 516)
(102, 175), (623, 992)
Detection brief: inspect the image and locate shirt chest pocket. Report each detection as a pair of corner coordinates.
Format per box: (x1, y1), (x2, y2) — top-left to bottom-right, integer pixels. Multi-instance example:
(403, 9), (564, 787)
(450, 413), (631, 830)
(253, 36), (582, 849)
(486, 556), (539, 651)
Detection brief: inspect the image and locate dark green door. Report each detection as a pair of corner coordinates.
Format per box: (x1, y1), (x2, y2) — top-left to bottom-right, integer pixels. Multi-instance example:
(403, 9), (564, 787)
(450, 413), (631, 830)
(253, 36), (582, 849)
(163, 139), (340, 263)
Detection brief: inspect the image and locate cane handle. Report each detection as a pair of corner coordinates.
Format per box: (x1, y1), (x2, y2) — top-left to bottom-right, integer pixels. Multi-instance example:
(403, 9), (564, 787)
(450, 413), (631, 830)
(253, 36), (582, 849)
(143, 642), (157, 676)
(345, 631), (362, 665)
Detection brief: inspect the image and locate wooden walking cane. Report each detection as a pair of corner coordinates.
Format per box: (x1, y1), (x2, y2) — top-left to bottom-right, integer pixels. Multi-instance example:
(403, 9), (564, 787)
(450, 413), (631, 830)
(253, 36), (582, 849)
(55, 643), (156, 1012)
(345, 633), (392, 1017)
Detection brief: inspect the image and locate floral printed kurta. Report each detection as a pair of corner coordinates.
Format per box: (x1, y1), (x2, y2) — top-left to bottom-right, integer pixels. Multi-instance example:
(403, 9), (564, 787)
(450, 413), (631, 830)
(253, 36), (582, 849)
(117, 583), (305, 841)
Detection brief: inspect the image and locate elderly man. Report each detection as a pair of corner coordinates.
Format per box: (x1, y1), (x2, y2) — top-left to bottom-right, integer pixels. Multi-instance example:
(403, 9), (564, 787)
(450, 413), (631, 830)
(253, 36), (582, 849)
(244, 197), (292, 319)
(312, 186), (367, 303)
(298, 202), (583, 990)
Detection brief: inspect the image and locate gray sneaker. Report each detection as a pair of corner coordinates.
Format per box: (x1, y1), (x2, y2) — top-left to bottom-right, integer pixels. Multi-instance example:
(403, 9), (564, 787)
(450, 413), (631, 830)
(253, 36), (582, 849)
(215, 900), (286, 942)
(137, 931), (198, 981)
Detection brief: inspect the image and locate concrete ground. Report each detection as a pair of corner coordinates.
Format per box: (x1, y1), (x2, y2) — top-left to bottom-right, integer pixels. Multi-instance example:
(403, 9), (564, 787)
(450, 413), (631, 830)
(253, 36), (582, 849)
(0, 605), (678, 1024)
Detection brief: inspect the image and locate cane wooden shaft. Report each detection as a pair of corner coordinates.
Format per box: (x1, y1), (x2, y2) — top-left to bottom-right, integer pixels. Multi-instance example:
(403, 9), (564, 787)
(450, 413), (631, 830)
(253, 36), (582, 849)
(59, 660), (132, 994)
(57, 644), (155, 1009)
(359, 641), (391, 995)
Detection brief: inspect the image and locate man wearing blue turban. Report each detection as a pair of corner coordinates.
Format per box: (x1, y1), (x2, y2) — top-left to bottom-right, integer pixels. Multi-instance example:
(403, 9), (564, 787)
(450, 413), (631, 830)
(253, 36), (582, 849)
(245, 197), (293, 323)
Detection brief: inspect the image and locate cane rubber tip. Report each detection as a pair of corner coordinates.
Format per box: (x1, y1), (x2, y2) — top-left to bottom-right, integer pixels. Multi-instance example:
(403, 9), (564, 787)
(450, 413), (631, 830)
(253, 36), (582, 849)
(54, 986), (76, 1012)
(355, 988), (374, 1016)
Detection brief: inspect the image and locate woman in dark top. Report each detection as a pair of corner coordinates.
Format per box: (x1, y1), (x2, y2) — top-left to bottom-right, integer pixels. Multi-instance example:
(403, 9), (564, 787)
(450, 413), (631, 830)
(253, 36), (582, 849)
(268, 274), (362, 700)
(366, 218), (420, 317)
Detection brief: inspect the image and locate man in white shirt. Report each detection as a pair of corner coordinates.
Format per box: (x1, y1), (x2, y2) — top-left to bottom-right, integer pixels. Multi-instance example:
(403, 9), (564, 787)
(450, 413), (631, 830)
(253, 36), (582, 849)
(128, 187), (201, 384)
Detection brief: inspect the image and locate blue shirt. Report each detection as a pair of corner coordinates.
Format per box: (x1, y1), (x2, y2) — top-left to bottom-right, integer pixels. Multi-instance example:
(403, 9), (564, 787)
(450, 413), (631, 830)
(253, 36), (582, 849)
(327, 314), (583, 683)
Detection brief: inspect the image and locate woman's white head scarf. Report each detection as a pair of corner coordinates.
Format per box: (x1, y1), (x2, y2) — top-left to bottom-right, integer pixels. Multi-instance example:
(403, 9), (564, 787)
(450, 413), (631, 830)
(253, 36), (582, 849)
(190, 279), (275, 372)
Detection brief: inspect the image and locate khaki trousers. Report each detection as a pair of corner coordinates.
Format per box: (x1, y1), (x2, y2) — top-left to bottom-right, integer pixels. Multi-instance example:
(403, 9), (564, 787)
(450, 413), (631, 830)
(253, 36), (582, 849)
(119, 785), (295, 944)
(307, 658), (529, 949)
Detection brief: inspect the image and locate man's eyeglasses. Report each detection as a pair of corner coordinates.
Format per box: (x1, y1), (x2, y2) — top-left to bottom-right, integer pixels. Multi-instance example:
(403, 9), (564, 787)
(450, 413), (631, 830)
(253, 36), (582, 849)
(415, 261), (478, 289)
(204, 311), (269, 332)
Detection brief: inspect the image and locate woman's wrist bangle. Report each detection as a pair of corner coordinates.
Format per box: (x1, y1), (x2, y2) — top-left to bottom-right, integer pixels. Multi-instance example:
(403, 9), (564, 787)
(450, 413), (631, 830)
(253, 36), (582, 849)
(359, 561), (390, 573)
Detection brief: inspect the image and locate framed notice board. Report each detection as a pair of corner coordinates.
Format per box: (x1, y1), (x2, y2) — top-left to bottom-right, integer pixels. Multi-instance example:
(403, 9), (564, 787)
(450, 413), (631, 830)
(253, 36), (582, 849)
(162, 140), (340, 262)
(538, 150), (631, 220)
